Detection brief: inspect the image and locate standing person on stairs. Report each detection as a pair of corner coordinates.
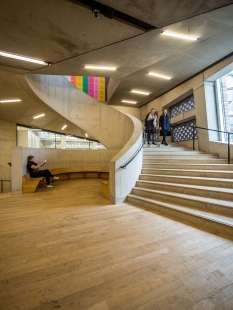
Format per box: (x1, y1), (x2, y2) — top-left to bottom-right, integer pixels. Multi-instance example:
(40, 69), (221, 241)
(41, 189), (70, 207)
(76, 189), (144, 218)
(144, 108), (157, 145)
(159, 108), (171, 146)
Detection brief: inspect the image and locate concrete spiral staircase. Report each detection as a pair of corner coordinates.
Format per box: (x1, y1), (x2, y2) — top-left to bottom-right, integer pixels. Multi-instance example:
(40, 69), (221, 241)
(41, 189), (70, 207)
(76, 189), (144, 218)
(128, 143), (233, 237)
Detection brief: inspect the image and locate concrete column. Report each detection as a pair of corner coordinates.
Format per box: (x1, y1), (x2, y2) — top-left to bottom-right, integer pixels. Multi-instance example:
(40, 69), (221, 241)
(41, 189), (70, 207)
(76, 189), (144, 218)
(0, 120), (16, 193)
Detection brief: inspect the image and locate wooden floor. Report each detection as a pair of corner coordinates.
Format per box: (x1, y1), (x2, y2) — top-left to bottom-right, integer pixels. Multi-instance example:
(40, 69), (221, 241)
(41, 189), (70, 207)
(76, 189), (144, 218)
(0, 179), (233, 310)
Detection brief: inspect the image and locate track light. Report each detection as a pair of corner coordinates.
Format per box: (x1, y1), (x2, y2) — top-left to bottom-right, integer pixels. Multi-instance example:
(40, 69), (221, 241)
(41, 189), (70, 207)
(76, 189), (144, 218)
(33, 114), (45, 119)
(0, 51), (49, 65)
(162, 31), (197, 41)
(0, 99), (21, 103)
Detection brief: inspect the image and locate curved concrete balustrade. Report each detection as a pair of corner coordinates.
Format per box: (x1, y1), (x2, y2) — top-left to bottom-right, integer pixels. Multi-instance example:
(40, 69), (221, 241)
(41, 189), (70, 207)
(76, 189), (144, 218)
(25, 75), (142, 203)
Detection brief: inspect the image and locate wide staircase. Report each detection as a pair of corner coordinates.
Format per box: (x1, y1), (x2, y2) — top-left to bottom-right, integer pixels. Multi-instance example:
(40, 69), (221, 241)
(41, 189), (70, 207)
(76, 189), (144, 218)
(128, 143), (233, 237)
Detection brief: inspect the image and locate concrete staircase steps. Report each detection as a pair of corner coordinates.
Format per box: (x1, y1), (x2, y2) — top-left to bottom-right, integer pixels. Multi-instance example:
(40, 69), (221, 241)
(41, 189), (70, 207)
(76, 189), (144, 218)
(131, 187), (233, 215)
(143, 158), (228, 164)
(127, 195), (233, 237)
(128, 143), (233, 236)
(139, 174), (233, 188)
(136, 180), (233, 201)
(141, 168), (233, 179)
(142, 163), (233, 170)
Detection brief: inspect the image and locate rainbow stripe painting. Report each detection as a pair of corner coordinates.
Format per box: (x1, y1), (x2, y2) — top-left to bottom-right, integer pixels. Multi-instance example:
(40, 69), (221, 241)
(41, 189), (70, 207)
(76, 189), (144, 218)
(68, 76), (108, 101)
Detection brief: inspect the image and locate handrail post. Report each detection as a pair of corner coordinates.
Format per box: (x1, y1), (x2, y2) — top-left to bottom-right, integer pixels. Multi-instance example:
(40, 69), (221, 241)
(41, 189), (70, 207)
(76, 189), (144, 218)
(228, 133), (230, 164)
(192, 125), (195, 151)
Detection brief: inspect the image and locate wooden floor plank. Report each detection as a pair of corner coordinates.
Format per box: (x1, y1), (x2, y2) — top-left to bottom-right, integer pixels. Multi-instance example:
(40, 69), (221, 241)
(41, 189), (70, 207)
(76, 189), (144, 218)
(0, 179), (233, 309)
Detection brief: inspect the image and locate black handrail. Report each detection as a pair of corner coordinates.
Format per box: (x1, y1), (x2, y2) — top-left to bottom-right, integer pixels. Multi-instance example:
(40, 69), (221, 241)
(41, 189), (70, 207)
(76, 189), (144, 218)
(192, 125), (232, 164)
(120, 140), (145, 169)
(0, 180), (11, 193)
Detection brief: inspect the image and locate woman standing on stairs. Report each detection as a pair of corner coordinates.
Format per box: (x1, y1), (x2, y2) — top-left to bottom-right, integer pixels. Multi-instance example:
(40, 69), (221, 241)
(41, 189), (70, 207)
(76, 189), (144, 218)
(159, 108), (171, 146)
(27, 156), (59, 188)
(144, 108), (157, 145)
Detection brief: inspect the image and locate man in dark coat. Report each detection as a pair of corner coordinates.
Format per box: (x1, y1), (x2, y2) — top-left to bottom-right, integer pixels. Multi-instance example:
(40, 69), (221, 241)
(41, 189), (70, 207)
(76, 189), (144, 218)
(159, 108), (171, 145)
(144, 108), (156, 145)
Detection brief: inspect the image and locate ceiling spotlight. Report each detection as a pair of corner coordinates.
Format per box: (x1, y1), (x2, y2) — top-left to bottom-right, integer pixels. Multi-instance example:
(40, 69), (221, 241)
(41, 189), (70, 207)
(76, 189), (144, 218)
(148, 72), (171, 80)
(33, 114), (45, 119)
(0, 99), (21, 103)
(92, 8), (101, 18)
(0, 51), (49, 65)
(85, 65), (116, 70)
(61, 125), (67, 130)
(131, 90), (149, 95)
(122, 100), (137, 104)
(162, 31), (197, 41)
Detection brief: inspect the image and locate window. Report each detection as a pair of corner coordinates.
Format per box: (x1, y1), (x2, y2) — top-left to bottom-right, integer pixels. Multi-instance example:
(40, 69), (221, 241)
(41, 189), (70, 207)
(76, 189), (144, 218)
(216, 70), (233, 142)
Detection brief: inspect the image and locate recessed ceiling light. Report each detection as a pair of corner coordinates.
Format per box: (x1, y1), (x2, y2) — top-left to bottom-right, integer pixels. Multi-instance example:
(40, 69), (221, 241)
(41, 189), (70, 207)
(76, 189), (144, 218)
(61, 125), (67, 130)
(162, 31), (197, 41)
(33, 114), (45, 119)
(149, 72), (171, 80)
(131, 90), (149, 95)
(0, 99), (21, 103)
(122, 100), (137, 104)
(85, 133), (88, 137)
(85, 66), (116, 70)
(0, 51), (49, 65)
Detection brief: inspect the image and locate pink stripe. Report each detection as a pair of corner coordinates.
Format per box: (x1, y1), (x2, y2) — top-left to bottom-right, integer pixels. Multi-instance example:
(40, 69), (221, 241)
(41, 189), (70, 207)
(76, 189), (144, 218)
(94, 77), (100, 100)
(88, 77), (94, 97)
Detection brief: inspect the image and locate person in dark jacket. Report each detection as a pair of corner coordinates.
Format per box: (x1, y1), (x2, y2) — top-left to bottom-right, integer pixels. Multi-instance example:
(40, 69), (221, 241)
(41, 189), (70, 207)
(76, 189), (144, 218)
(27, 155), (59, 188)
(144, 108), (157, 145)
(159, 108), (171, 146)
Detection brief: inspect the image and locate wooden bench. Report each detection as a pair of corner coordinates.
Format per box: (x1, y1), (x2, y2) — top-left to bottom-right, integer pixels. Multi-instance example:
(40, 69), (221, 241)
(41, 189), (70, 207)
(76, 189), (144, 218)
(23, 167), (109, 194)
(49, 167), (109, 180)
(22, 173), (44, 194)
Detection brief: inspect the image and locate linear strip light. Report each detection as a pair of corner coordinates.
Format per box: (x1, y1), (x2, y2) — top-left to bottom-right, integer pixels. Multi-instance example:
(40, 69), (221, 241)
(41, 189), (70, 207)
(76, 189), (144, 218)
(131, 90), (149, 95)
(85, 65), (116, 70)
(85, 133), (88, 137)
(162, 31), (197, 41)
(148, 72), (171, 80)
(122, 100), (137, 104)
(33, 114), (45, 119)
(0, 99), (21, 103)
(0, 51), (49, 65)
(61, 125), (67, 130)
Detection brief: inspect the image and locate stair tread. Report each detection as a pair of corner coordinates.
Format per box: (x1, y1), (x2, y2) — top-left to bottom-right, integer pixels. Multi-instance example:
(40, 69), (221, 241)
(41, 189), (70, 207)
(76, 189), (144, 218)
(133, 187), (233, 207)
(142, 168), (233, 174)
(128, 195), (233, 226)
(141, 173), (233, 183)
(137, 180), (233, 194)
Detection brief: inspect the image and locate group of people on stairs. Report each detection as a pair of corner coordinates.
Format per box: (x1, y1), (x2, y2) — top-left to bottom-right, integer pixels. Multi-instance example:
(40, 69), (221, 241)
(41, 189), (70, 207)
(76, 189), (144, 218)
(144, 108), (171, 146)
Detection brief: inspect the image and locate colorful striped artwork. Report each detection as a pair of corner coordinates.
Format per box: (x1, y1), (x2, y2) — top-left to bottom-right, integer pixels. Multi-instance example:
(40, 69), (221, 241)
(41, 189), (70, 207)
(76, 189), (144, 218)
(68, 76), (108, 101)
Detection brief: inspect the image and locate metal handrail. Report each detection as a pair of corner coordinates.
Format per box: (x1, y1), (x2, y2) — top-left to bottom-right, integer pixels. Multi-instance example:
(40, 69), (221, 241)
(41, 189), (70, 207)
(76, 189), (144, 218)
(192, 125), (232, 164)
(120, 139), (145, 169)
(0, 180), (11, 193)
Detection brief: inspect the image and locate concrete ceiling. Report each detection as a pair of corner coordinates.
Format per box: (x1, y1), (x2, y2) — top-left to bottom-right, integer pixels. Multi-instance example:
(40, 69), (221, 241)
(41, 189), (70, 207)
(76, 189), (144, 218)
(0, 0), (233, 132)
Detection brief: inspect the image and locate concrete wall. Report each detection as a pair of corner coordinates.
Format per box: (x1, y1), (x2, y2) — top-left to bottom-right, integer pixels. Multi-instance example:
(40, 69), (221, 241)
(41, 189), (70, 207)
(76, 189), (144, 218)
(0, 120), (16, 193)
(25, 74), (134, 151)
(140, 55), (233, 157)
(111, 106), (141, 120)
(11, 147), (118, 195)
(110, 113), (143, 204)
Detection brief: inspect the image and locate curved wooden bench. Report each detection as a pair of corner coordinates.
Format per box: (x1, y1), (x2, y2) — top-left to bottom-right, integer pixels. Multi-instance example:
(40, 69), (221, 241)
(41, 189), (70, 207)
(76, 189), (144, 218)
(50, 166), (109, 180)
(23, 167), (109, 194)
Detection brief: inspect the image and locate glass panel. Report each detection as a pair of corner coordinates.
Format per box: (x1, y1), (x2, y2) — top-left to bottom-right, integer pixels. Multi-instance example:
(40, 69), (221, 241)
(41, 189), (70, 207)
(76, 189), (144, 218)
(17, 126), (106, 150)
(216, 70), (233, 142)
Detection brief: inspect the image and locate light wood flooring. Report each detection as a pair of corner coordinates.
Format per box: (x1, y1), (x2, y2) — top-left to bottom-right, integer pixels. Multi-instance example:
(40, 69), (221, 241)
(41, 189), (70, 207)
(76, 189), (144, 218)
(0, 178), (233, 310)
